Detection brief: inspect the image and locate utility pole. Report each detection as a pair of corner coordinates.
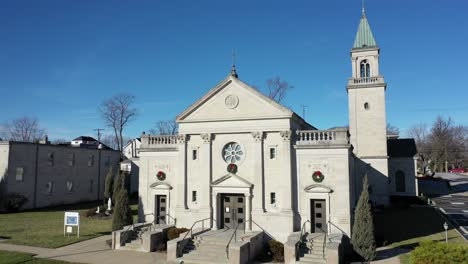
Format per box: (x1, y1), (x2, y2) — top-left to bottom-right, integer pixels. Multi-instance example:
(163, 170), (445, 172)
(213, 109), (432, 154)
(300, 105), (308, 120)
(94, 128), (105, 142)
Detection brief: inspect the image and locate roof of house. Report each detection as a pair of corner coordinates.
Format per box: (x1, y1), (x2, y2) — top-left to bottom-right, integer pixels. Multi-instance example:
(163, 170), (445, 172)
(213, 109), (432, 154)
(72, 136), (98, 142)
(353, 10), (377, 49)
(387, 138), (417, 158)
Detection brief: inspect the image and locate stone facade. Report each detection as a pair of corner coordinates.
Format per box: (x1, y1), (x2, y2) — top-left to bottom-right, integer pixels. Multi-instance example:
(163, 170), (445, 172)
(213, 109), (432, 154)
(0, 141), (120, 210)
(137, 10), (418, 243)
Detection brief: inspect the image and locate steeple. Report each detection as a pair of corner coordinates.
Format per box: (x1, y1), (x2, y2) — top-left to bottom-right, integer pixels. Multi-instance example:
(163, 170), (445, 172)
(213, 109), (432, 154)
(353, 7), (377, 49)
(230, 49), (238, 78)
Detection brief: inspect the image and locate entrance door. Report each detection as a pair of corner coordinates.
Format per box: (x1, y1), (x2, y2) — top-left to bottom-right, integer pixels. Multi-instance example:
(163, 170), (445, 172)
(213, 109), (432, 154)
(222, 194), (245, 229)
(310, 199), (327, 233)
(155, 195), (167, 224)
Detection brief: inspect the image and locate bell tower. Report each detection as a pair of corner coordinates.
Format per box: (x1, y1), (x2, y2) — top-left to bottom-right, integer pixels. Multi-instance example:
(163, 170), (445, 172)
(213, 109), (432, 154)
(347, 8), (389, 205)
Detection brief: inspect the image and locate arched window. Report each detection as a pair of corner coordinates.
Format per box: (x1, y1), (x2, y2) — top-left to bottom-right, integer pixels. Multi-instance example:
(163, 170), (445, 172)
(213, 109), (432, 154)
(360, 60), (370, 78)
(395, 170), (406, 192)
(364, 102), (370, 110)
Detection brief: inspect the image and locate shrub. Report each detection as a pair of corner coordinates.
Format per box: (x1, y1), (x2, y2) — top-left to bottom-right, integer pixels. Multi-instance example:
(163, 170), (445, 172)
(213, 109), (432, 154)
(167, 227), (190, 240)
(5, 193), (28, 212)
(112, 188), (133, 231)
(351, 175), (376, 261)
(410, 240), (468, 264)
(104, 166), (114, 200)
(268, 240), (284, 262)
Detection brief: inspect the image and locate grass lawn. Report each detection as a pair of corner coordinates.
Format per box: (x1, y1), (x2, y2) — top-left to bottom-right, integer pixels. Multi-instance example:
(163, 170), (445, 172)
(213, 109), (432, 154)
(374, 205), (467, 264)
(0, 201), (138, 248)
(0, 250), (79, 264)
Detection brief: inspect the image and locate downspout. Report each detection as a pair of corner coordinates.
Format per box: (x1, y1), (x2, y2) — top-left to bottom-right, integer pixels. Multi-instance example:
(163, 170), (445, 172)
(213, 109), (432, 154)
(97, 150), (102, 201)
(33, 143), (39, 208)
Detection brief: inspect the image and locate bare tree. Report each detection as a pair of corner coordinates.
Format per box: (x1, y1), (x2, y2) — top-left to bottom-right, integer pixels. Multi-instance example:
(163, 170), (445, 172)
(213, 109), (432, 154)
(407, 117), (467, 172)
(100, 94), (137, 155)
(386, 123), (400, 136)
(51, 138), (70, 145)
(149, 120), (178, 135)
(100, 134), (119, 150)
(5, 117), (46, 142)
(265, 77), (293, 103)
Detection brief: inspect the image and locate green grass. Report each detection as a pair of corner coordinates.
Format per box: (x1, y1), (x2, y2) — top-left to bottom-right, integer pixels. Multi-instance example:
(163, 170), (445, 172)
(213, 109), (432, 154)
(374, 206), (467, 264)
(0, 201), (138, 248)
(0, 250), (79, 264)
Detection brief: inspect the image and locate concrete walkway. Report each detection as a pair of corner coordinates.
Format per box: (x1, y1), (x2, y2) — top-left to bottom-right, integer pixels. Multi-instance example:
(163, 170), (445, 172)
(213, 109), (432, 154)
(0, 236), (168, 264)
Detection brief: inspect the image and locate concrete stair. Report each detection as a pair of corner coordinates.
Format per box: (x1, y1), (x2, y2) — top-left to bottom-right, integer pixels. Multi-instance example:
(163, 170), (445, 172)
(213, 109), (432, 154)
(119, 227), (147, 251)
(297, 233), (327, 264)
(179, 230), (231, 264)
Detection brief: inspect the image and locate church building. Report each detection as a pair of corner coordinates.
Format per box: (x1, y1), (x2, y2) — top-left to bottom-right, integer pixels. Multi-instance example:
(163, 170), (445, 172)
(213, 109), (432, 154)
(137, 9), (417, 242)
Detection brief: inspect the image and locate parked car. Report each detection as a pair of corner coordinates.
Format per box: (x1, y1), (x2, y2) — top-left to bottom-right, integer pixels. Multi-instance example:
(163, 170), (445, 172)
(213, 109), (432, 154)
(448, 168), (467, 173)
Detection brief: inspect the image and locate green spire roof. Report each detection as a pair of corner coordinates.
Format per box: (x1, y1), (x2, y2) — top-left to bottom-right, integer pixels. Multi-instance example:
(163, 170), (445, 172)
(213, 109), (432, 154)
(353, 11), (377, 49)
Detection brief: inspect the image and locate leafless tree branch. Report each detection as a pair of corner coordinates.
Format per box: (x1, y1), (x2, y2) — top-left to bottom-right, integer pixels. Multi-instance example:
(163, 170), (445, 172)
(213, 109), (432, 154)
(5, 117), (46, 142)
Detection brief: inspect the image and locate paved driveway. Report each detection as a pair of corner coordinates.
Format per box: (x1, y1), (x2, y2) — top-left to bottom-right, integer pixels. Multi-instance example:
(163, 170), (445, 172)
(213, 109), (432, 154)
(430, 173), (468, 240)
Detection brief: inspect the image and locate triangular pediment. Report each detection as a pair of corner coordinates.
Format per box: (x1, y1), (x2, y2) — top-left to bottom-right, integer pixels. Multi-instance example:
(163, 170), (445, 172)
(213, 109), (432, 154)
(211, 173), (253, 188)
(176, 76), (293, 122)
(304, 184), (333, 193)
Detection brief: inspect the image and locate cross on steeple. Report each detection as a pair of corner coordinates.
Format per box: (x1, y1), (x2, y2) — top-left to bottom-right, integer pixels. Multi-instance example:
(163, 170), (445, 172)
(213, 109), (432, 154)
(230, 49), (238, 78)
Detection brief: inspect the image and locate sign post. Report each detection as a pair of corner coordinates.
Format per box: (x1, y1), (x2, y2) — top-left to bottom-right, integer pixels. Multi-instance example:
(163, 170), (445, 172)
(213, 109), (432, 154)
(64, 212), (80, 238)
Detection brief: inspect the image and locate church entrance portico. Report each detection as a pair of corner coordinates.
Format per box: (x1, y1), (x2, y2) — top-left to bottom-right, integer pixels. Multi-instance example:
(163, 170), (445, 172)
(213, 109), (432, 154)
(211, 173), (253, 230)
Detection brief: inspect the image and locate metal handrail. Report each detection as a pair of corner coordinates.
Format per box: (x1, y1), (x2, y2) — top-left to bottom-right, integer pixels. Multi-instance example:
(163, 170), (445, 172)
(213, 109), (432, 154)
(154, 214), (177, 225)
(327, 220), (348, 237)
(295, 220), (311, 260)
(225, 223), (241, 259)
(176, 217), (211, 255)
(225, 219), (276, 259)
(121, 223), (137, 245)
(244, 219), (276, 240)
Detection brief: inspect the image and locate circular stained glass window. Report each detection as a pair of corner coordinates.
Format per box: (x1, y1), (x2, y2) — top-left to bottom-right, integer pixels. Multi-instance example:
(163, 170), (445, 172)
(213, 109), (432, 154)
(223, 142), (244, 164)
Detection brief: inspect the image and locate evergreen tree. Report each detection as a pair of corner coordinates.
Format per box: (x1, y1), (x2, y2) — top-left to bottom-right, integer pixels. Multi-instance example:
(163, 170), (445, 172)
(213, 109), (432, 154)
(104, 167), (114, 200)
(112, 187), (133, 231)
(351, 175), (376, 261)
(112, 170), (124, 202)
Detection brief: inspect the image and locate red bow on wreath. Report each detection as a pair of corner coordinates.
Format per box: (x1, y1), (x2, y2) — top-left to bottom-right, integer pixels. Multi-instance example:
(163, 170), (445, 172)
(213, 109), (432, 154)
(227, 163), (237, 174)
(157, 171), (166, 181)
(312, 171), (324, 183)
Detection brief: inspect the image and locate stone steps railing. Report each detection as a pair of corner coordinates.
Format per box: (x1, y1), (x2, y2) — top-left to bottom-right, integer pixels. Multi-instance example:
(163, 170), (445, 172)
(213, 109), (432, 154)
(295, 129), (349, 146)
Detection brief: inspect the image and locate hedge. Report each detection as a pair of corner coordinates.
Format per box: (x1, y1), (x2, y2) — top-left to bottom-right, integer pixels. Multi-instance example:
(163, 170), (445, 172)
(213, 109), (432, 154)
(410, 240), (468, 264)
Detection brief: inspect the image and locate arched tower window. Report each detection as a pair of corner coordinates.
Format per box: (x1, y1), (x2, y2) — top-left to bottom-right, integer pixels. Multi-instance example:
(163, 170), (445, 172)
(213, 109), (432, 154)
(395, 170), (406, 192)
(360, 60), (370, 78)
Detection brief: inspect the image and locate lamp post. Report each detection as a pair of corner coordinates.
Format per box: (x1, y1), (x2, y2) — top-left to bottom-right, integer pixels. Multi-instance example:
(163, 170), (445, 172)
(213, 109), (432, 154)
(443, 222), (448, 243)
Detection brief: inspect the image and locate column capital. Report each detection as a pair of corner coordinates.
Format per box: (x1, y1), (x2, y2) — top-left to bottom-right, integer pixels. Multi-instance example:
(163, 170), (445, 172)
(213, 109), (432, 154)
(176, 134), (187, 144)
(201, 133), (212, 144)
(251, 131), (264, 142)
(280, 130), (292, 141)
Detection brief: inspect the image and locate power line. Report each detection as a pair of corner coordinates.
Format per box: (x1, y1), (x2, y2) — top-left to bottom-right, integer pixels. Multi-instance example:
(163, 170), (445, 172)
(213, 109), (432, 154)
(93, 128), (105, 142)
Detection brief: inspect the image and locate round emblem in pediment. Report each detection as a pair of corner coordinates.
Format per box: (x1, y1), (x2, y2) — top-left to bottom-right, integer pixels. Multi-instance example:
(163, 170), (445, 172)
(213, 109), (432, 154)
(225, 94), (239, 109)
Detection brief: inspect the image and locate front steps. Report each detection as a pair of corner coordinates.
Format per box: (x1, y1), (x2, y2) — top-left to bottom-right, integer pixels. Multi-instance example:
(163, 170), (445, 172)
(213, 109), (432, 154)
(178, 229), (261, 264)
(296, 233), (327, 264)
(119, 226), (147, 251)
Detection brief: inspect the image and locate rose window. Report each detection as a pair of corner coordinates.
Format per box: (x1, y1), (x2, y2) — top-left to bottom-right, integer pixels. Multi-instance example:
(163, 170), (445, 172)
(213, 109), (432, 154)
(223, 142), (244, 164)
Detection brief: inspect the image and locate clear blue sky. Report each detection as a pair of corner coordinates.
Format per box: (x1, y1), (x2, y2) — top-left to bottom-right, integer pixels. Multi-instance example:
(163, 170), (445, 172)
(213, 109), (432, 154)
(1, 0), (467, 140)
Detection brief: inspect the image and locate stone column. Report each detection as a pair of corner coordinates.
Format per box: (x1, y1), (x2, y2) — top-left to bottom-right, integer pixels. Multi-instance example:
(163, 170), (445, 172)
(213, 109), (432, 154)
(280, 130), (293, 212)
(212, 193), (218, 230)
(176, 134), (187, 210)
(200, 133), (212, 215)
(251, 131), (265, 214)
(245, 193), (252, 231)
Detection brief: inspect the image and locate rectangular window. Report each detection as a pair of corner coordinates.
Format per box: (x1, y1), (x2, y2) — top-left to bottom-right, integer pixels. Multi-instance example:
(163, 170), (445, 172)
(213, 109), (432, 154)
(16, 167), (24, 182)
(66, 181), (73, 192)
(192, 191), (197, 202)
(192, 149), (197, 160)
(270, 192), (276, 205)
(47, 153), (54, 167)
(269, 148), (276, 159)
(105, 156), (111, 167)
(68, 153), (75, 166)
(88, 155), (94, 167)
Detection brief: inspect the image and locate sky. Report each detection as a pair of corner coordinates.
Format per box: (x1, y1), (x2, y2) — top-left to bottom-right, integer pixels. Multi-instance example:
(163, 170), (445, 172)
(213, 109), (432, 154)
(1, 0), (467, 141)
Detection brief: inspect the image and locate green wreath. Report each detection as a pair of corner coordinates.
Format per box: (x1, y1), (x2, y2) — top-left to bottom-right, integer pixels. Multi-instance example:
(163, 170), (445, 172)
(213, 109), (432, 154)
(227, 163), (237, 174)
(157, 171), (166, 181)
(312, 171), (324, 183)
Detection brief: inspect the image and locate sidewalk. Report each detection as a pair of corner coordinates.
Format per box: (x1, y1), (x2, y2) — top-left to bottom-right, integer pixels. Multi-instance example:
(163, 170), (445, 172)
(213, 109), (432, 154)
(0, 236), (168, 264)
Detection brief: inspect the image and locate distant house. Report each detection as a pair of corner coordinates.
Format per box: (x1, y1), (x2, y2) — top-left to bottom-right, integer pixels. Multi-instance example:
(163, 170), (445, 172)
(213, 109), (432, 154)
(0, 138), (120, 211)
(120, 138), (140, 194)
